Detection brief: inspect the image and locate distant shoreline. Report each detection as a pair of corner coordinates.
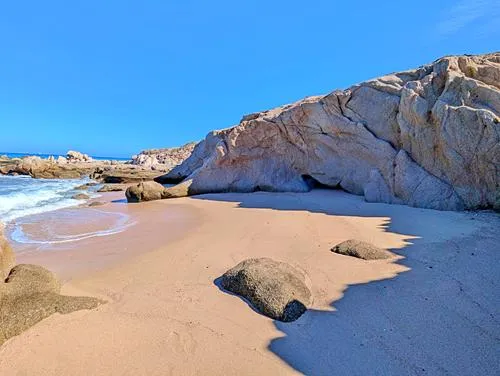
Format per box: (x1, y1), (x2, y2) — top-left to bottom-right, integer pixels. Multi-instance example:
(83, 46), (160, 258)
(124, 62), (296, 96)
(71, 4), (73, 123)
(0, 152), (130, 161)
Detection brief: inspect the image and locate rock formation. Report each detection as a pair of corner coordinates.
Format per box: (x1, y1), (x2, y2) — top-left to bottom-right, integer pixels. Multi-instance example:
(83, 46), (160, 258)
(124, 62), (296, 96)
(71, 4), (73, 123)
(220, 258), (312, 322)
(125, 181), (168, 202)
(157, 53), (500, 211)
(66, 150), (92, 162)
(0, 155), (161, 183)
(331, 239), (394, 260)
(97, 184), (127, 192)
(131, 142), (196, 172)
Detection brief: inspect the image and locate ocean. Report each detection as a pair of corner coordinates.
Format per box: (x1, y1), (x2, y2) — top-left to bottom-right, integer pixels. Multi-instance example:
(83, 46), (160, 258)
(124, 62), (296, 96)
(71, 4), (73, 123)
(0, 175), (98, 223)
(0, 153), (136, 244)
(0, 151), (129, 223)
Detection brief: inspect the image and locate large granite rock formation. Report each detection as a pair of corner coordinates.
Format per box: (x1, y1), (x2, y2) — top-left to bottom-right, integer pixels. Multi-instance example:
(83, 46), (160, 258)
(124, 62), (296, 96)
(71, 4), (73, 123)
(131, 142), (196, 172)
(157, 53), (500, 211)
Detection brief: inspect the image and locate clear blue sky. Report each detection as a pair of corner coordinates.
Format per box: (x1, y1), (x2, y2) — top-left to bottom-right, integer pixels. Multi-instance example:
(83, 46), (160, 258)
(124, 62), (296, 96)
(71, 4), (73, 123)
(0, 1), (498, 157)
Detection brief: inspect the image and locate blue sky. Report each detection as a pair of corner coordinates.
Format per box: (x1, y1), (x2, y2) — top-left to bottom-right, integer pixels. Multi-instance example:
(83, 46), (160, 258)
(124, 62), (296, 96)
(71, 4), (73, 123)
(0, 1), (498, 157)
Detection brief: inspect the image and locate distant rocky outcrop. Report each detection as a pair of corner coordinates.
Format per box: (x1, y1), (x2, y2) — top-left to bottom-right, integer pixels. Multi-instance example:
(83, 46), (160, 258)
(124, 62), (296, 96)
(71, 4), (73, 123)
(220, 258), (312, 322)
(0, 154), (161, 183)
(66, 150), (92, 162)
(132, 142), (196, 172)
(331, 239), (394, 260)
(156, 52), (500, 211)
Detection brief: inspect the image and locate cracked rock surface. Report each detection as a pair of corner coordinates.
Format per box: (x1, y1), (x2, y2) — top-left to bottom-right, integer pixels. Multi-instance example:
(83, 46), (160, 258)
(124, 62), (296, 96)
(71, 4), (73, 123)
(158, 53), (500, 210)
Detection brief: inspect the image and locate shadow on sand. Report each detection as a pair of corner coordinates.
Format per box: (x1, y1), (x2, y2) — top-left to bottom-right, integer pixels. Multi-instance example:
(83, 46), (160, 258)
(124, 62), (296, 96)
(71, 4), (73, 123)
(195, 190), (500, 375)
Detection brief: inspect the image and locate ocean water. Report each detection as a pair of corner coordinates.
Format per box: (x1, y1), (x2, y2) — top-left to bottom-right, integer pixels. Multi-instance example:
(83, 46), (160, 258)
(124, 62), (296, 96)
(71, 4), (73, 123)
(0, 175), (97, 223)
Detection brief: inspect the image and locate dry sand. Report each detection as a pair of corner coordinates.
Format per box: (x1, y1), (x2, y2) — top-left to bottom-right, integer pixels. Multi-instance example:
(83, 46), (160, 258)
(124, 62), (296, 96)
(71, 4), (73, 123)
(0, 190), (498, 375)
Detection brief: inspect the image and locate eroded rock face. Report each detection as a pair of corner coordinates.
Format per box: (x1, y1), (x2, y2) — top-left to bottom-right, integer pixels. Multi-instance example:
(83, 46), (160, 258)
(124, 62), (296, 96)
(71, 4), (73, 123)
(331, 240), (394, 260)
(221, 258), (312, 322)
(0, 264), (104, 345)
(158, 53), (500, 211)
(132, 142), (196, 173)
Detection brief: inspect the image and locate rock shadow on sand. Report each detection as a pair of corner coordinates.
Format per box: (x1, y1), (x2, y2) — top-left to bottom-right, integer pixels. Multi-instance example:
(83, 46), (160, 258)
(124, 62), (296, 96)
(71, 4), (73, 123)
(195, 190), (500, 375)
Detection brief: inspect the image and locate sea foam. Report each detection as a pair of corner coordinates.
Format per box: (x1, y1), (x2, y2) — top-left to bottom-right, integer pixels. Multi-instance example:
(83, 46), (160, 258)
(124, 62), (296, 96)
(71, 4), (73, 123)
(0, 175), (96, 223)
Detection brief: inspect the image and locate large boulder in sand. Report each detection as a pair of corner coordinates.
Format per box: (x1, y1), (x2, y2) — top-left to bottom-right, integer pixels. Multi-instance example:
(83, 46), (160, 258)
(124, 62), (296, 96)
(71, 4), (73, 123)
(126, 181), (167, 202)
(221, 258), (312, 322)
(157, 53), (500, 211)
(0, 224), (15, 280)
(0, 264), (103, 345)
(331, 239), (394, 260)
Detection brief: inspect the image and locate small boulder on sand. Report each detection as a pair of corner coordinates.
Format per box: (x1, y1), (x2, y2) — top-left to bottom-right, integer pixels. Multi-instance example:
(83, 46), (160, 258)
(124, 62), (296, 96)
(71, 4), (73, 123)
(220, 258), (312, 322)
(331, 239), (393, 260)
(0, 264), (104, 345)
(126, 181), (166, 203)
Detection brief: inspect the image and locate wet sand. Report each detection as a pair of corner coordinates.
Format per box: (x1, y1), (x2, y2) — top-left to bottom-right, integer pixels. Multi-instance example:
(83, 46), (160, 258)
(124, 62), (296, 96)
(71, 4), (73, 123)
(1, 190), (499, 375)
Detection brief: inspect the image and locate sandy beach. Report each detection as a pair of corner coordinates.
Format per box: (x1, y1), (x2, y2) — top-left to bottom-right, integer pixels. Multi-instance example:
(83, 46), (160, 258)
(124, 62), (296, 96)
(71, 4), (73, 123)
(0, 190), (499, 375)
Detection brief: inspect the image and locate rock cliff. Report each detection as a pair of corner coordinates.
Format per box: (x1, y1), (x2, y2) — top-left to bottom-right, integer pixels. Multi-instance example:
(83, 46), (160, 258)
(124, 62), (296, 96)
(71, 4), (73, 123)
(131, 142), (196, 171)
(158, 53), (500, 211)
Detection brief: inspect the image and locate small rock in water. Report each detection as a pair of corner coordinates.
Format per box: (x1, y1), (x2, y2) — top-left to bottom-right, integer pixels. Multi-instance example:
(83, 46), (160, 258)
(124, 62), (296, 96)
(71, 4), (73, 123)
(72, 193), (90, 200)
(331, 239), (393, 260)
(220, 258), (312, 322)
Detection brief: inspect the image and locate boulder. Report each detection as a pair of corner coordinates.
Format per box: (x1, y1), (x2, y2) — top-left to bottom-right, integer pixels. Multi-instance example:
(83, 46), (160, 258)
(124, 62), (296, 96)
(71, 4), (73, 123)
(331, 239), (393, 260)
(0, 264), (103, 345)
(97, 184), (126, 192)
(156, 52), (500, 211)
(0, 224), (15, 280)
(126, 181), (167, 203)
(72, 193), (89, 200)
(5, 264), (61, 295)
(220, 258), (312, 322)
(66, 150), (92, 162)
